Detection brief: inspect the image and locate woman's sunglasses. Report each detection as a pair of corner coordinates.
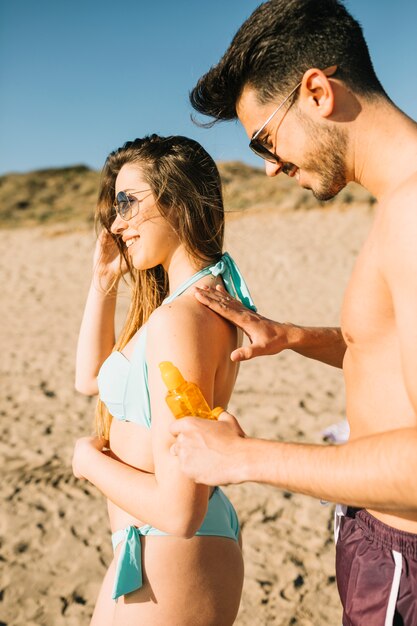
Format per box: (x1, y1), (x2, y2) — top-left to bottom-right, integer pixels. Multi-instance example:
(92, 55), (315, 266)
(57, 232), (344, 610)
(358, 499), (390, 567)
(113, 189), (152, 221)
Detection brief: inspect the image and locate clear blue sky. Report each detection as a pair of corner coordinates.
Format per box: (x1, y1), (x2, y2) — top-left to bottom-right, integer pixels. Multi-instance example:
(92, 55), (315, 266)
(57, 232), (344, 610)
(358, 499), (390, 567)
(1, 0), (416, 175)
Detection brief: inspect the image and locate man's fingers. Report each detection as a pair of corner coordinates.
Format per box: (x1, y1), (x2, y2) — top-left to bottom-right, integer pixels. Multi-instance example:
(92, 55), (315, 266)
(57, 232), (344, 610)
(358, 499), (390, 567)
(231, 345), (256, 362)
(170, 417), (199, 436)
(194, 286), (232, 307)
(216, 410), (234, 423)
(195, 287), (270, 362)
(194, 287), (245, 323)
(217, 409), (246, 437)
(230, 347), (247, 362)
(215, 284), (228, 295)
(170, 419), (186, 436)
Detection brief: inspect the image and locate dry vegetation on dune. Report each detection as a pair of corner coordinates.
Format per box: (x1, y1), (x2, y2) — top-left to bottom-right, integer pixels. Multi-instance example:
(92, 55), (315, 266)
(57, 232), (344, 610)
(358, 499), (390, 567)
(0, 165), (99, 229)
(219, 161), (374, 214)
(0, 161), (375, 229)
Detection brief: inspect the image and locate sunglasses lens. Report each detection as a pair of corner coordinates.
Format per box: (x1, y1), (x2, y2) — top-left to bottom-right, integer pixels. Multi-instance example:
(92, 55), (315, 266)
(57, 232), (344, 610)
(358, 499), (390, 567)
(249, 140), (280, 164)
(116, 191), (131, 219)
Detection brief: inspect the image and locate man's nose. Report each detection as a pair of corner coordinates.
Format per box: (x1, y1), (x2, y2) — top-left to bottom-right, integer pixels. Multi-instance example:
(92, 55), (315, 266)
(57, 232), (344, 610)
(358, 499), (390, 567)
(264, 160), (282, 177)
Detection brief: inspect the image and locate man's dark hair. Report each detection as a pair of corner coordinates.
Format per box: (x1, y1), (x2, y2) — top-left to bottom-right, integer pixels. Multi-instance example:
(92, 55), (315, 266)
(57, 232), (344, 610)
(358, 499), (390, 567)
(190, 0), (386, 123)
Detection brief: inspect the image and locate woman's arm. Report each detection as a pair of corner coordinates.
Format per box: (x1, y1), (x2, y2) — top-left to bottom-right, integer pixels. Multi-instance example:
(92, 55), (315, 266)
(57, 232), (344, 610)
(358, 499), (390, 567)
(75, 232), (123, 395)
(73, 299), (219, 536)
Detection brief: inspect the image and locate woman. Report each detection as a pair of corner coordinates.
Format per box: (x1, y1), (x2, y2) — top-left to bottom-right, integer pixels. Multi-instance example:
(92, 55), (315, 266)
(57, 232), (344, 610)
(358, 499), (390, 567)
(72, 135), (256, 625)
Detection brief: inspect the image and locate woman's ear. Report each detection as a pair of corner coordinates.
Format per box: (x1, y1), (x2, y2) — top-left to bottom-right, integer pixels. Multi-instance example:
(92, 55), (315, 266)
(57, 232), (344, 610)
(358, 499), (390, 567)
(300, 67), (335, 118)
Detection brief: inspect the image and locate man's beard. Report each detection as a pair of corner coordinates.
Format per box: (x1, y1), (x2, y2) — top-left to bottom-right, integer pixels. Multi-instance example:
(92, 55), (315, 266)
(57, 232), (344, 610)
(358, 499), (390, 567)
(298, 113), (349, 201)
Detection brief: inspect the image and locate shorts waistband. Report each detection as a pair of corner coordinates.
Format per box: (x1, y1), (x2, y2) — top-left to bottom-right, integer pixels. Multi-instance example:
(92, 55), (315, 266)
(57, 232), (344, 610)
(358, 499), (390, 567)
(351, 508), (417, 559)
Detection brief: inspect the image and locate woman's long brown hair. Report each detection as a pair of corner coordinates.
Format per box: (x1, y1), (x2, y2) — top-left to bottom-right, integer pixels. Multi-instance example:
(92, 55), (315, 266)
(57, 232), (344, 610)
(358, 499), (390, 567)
(94, 135), (225, 439)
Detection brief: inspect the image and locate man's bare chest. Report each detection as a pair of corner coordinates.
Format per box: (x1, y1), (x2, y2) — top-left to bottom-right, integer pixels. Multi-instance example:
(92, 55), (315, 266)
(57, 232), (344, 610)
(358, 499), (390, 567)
(341, 228), (395, 351)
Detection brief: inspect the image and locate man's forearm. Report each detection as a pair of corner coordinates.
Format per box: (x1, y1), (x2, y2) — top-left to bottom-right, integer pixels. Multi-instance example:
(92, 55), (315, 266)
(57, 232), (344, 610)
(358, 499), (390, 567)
(238, 428), (417, 512)
(285, 324), (347, 368)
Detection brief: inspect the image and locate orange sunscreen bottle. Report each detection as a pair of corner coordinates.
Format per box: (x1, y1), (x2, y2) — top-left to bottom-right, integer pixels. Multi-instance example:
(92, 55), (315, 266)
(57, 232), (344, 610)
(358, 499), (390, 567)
(159, 361), (223, 420)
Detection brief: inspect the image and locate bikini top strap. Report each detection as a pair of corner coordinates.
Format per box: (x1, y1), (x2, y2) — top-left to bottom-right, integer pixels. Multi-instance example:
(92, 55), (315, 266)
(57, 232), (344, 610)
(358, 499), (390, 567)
(164, 266), (214, 304)
(210, 252), (257, 311)
(164, 252), (257, 311)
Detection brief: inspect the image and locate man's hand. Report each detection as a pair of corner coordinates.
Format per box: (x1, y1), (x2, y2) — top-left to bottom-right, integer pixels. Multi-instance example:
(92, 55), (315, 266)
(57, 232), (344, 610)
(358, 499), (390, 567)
(194, 284), (292, 361)
(170, 410), (247, 485)
(72, 436), (107, 479)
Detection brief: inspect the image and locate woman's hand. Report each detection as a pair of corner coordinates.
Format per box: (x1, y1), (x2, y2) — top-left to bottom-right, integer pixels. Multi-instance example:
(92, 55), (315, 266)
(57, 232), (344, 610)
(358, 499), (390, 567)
(72, 436), (107, 480)
(93, 229), (128, 286)
(194, 284), (294, 361)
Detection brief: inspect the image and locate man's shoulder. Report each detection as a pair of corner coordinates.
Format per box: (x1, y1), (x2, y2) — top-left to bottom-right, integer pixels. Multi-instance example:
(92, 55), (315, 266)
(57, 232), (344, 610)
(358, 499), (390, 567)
(377, 171), (417, 237)
(377, 171), (417, 271)
(383, 171), (417, 215)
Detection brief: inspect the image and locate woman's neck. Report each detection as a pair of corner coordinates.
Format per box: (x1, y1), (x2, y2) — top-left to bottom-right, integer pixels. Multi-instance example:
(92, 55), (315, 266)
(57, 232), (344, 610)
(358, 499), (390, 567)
(164, 247), (210, 296)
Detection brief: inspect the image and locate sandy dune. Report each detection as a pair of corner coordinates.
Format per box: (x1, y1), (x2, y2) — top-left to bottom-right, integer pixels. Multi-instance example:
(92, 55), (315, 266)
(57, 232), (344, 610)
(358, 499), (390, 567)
(0, 203), (373, 625)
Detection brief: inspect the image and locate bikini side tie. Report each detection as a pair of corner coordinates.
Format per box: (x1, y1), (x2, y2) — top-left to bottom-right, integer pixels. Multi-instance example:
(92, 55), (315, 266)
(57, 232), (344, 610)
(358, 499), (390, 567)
(111, 524), (167, 600)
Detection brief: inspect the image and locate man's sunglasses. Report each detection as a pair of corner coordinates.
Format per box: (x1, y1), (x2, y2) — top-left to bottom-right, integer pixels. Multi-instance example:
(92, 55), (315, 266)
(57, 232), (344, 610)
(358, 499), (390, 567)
(249, 81), (302, 164)
(249, 66), (338, 164)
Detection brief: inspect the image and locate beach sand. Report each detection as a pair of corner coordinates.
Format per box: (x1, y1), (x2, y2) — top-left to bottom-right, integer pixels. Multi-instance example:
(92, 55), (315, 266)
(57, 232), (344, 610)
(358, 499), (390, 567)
(0, 203), (373, 625)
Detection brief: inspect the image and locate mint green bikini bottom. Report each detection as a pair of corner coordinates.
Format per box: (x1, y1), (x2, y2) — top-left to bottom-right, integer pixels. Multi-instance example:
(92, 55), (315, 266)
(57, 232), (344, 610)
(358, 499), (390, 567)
(111, 487), (240, 600)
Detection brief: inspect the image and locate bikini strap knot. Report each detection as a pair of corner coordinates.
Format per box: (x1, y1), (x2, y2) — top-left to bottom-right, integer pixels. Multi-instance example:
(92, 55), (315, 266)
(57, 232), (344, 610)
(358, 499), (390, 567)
(112, 525), (143, 600)
(164, 252), (256, 311)
(211, 252), (257, 312)
(210, 259), (225, 277)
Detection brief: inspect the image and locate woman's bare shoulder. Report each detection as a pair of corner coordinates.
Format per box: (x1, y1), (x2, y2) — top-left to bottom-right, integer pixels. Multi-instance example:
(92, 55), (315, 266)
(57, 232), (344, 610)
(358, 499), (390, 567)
(147, 293), (236, 350)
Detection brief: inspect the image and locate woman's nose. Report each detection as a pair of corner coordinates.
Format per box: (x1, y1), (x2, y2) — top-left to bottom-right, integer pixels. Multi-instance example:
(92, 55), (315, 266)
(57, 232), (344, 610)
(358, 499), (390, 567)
(264, 160), (282, 177)
(110, 213), (127, 235)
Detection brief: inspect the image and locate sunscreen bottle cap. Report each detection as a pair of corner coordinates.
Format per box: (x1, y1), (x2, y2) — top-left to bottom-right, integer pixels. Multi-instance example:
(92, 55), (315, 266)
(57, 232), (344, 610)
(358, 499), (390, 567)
(159, 361), (185, 390)
(210, 406), (224, 420)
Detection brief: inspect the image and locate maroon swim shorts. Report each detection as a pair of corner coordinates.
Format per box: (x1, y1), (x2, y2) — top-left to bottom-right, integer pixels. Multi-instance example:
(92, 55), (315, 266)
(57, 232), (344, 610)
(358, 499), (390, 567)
(336, 507), (417, 626)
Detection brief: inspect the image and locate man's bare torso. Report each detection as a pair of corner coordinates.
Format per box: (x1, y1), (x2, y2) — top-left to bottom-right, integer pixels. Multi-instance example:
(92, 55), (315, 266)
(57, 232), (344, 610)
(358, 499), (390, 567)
(341, 176), (417, 532)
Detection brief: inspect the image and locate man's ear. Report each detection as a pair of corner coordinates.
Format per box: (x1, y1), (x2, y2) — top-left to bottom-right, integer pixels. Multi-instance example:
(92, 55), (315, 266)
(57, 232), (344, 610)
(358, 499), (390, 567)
(300, 67), (335, 118)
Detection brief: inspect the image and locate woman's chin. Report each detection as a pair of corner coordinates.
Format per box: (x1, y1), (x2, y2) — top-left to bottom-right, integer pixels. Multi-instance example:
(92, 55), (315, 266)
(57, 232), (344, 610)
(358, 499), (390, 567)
(130, 255), (160, 272)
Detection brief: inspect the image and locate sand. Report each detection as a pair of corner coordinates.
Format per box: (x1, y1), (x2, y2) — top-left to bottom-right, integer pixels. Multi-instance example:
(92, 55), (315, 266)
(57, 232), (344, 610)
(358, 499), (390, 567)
(0, 203), (373, 625)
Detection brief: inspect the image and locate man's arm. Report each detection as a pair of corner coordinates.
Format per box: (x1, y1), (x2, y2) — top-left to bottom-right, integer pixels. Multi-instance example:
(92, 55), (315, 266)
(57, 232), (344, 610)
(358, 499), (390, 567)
(285, 323), (346, 368)
(173, 184), (417, 512)
(171, 414), (417, 513)
(239, 430), (417, 512)
(194, 285), (346, 367)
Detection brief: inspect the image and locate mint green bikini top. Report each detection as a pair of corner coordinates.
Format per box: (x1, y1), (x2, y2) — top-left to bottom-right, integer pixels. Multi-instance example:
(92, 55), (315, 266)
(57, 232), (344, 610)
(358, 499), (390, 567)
(97, 253), (256, 429)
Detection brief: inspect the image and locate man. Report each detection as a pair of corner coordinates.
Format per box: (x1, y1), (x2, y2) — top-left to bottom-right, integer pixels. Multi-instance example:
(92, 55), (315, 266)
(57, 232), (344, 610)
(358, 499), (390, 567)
(169, 1), (417, 624)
